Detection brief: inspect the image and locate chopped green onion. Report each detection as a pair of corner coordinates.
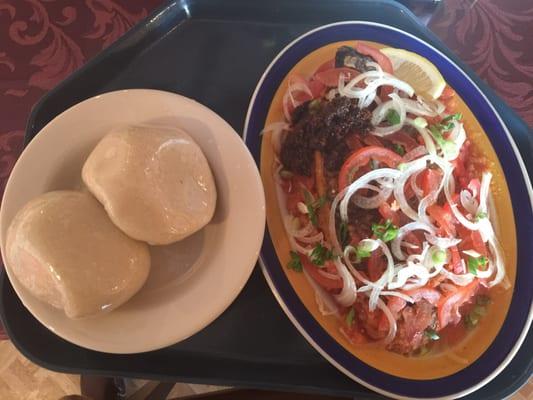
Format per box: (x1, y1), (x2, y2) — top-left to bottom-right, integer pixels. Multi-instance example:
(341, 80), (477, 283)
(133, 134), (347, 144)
(475, 211), (487, 222)
(424, 329), (440, 341)
(418, 345), (430, 356)
(309, 99), (321, 110)
(476, 295), (491, 306)
(442, 113), (462, 123)
(467, 255), (488, 276)
(432, 249), (447, 265)
(346, 308), (355, 327)
(397, 163), (407, 171)
(310, 243), (333, 266)
(386, 109), (401, 125)
(429, 124), (457, 158)
(413, 116), (428, 129)
(372, 219), (399, 242)
(287, 251), (303, 272)
(356, 245), (372, 260)
(473, 305), (487, 316)
(393, 143), (405, 156)
(465, 312), (480, 329)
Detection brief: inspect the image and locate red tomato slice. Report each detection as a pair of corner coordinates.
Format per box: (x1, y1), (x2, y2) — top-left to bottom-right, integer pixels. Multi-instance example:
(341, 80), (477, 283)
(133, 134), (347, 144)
(367, 250), (386, 282)
(307, 79), (326, 99)
(354, 42), (393, 99)
(314, 58), (335, 74)
(302, 257), (343, 291)
(427, 204), (456, 237)
(354, 42), (393, 73)
(378, 202), (400, 226)
(383, 131), (419, 152)
(419, 169), (442, 197)
(470, 230), (487, 257)
(313, 67), (359, 87)
(403, 288), (441, 305)
(449, 246), (465, 274)
(338, 146), (403, 189)
(437, 280), (479, 329)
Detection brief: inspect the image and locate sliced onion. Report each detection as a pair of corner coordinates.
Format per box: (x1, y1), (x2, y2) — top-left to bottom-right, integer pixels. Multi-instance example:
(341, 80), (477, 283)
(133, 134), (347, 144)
(376, 297), (397, 344)
(442, 121), (466, 161)
(477, 172), (492, 216)
(393, 156), (430, 221)
(333, 258), (357, 306)
(424, 233), (461, 248)
(392, 221), (435, 260)
(443, 166), (479, 231)
(401, 97), (439, 117)
(372, 94), (406, 136)
(441, 269), (475, 286)
(380, 291), (415, 303)
(303, 268), (339, 317)
(404, 146), (428, 163)
(340, 168), (402, 222)
(388, 264), (429, 290)
(405, 118), (437, 156)
(460, 189), (479, 216)
(486, 235), (505, 287)
(353, 186), (393, 209)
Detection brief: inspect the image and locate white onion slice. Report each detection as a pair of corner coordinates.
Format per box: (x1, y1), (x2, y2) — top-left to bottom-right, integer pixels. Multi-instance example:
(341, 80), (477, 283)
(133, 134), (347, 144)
(353, 186), (393, 209)
(372, 94), (406, 136)
(388, 264), (429, 290)
(333, 258), (357, 306)
(460, 189), (479, 216)
(405, 118), (437, 156)
(441, 269), (475, 286)
(340, 168), (402, 222)
(404, 146), (428, 163)
(425, 233), (461, 249)
(393, 156), (430, 221)
(303, 268), (339, 316)
(392, 221), (435, 260)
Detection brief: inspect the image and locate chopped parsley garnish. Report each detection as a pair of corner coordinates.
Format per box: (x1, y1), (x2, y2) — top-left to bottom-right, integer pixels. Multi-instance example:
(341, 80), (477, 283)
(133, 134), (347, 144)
(372, 219), (399, 242)
(310, 243), (333, 266)
(346, 308), (355, 327)
(339, 221), (350, 248)
(441, 113), (462, 123)
(467, 255), (488, 276)
(356, 245), (372, 260)
(424, 329), (440, 341)
(303, 190), (326, 227)
(287, 251), (303, 272)
(429, 123), (457, 157)
(393, 143), (405, 156)
(432, 249), (447, 265)
(465, 312), (480, 328)
(464, 295), (490, 329)
(386, 109), (401, 125)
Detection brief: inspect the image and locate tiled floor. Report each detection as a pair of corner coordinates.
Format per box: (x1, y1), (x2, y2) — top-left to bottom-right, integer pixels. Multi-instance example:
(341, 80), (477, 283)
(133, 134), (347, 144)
(0, 339), (530, 399)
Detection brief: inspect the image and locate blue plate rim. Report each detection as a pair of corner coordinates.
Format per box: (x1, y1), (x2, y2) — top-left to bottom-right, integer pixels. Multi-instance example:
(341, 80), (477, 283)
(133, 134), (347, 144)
(243, 21), (533, 399)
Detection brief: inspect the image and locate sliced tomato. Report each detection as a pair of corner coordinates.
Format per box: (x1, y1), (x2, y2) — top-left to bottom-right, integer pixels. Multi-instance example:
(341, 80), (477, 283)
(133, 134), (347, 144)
(313, 67), (359, 87)
(338, 146), (403, 189)
(307, 79), (326, 99)
(470, 230), (488, 257)
(362, 135), (384, 147)
(439, 86), (456, 100)
(419, 169), (442, 197)
(383, 131), (419, 152)
(427, 204), (456, 237)
(367, 250), (386, 282)
(403, 287), (441, 305)
(449, 246), (465, 274)
(354, 42), (393, 73)
(354, 42), (393, 99)
(378, 202), (400, 226)
(302, 257), (343, 291)
(437, 280), (479, 329)
(314, 58), (335, 74)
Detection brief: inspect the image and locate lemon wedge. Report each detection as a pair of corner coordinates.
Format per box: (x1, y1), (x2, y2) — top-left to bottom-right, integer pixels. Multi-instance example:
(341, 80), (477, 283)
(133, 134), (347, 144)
(380, 47), (446, 99)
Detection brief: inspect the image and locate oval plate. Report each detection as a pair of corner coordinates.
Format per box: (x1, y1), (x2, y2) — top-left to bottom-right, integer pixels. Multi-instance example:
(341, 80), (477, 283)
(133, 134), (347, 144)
(243, 22), (533, 399)
(1, 89), (265, 354)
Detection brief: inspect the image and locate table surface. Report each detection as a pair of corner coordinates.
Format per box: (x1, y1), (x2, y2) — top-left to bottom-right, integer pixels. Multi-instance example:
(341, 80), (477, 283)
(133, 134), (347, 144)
(0, 0), (531, 398)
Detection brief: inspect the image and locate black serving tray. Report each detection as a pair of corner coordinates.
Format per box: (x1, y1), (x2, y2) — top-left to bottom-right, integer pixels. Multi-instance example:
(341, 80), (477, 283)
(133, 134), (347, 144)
(2, 1), (532, 398)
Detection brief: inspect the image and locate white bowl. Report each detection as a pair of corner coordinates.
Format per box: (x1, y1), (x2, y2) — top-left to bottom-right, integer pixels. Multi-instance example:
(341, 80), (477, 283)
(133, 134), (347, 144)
(0, 89), (265, 354)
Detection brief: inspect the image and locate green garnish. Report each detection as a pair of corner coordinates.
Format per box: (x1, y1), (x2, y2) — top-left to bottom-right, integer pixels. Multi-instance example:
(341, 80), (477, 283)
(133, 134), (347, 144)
(372, 219), (399, 242)
(465, 312), (480, 328)
(476, 295), (491, 306)
(393, 143), (405, 156)
(287, 251), (303, 272)
(303, 190), (326, 227)
(467, 255), (488, 276)
(418, 346), (430, 356)
(432, 249), (447, 265)
(309, 99), (321, 110)
(475, 211), (487, 222)
(339, 221), (350, 248)
(346, 308), (355, 327)
(413, 116), (428, 129)
(429, 124), (457, 157)
(473, 305), (487, 316)
(424, 329), (440, 341)
(310, 243), (333, 266)
(279, 169), (293, 179)
(356, 245), (372, 260)
(386, 109), (401, 125)
(441, 113), (462, 123)
(397, 163), (407, 171)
